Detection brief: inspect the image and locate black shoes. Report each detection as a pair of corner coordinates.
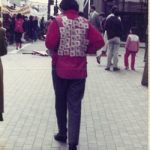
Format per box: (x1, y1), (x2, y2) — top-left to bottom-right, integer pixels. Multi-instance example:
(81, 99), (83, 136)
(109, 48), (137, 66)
(113, 67), (120, 71)
(96, 56), (100, 64)
(105, 67), (120, 71)
(54, 133), (77, 150)
(54, 133), (67, 143)
(69, 144), (77, 150)
(105, 67), (110, 71)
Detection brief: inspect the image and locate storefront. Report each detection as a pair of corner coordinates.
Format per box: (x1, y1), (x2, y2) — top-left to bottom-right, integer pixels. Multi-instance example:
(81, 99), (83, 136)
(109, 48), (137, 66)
(118, 0), (147, 41)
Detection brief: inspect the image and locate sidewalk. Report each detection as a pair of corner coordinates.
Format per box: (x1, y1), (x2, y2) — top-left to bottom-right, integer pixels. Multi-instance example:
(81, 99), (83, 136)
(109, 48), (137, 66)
(0, 41), (147, 150)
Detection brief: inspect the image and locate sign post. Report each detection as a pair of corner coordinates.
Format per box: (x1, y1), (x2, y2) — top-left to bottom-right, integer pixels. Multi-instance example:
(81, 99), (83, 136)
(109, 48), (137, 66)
(47, 0), (51, 20)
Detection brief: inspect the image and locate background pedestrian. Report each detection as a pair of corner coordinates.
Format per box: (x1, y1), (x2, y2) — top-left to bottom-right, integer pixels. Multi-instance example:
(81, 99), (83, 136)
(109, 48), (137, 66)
(89, 5), (100, 31)
(124, 26), (140, 70)
(0, 20), (8, 121)
(14, 13), (24, 49)
(105, 8), (122, 71)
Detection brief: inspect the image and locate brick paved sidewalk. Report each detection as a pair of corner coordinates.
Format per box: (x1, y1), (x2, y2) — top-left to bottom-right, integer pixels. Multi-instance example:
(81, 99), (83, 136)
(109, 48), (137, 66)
(0, 41), (147, 150)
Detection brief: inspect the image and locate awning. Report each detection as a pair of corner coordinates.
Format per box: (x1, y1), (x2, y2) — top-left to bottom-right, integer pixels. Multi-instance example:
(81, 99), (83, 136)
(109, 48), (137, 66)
(2, 5), (30, 16)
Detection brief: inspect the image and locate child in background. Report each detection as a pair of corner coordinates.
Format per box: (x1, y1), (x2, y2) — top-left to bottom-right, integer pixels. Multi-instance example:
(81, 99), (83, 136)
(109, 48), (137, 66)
(124, 27), (139, 70)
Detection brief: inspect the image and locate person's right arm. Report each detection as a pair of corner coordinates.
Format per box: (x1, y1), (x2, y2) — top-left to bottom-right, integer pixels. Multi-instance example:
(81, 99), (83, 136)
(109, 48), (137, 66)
(45, 20), (60, 50)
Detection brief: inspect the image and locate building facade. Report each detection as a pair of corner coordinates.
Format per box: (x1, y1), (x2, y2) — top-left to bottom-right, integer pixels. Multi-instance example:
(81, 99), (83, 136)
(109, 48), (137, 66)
(92, 0), (148, 41)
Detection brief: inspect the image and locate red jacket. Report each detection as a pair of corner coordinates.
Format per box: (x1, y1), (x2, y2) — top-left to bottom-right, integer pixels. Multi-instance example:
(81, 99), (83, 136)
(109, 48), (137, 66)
(15, 19), (24, 33)
(45, 10), (104, 79)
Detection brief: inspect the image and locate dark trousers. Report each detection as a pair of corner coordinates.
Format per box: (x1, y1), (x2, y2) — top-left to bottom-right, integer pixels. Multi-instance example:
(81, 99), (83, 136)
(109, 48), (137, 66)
(52, 69), (86, 145)
(15, 32), (22, 43)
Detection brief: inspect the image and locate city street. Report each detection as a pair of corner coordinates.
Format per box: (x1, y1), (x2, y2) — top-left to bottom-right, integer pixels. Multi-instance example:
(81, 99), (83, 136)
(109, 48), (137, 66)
(0, 40), (147, 150)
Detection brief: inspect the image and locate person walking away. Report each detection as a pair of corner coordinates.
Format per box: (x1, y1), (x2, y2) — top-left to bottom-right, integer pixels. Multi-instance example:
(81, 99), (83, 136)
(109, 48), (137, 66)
(0, 20), (8, 121)
(23, 16), (29, 41)
(106, 5), (121, 20)
(89, 6), (109, 65)
(96, 6), (121, 64)
(45, 0), (104, 150)
(28, 16), (34, 42)
(3, 14), (11, 45)
(33, 16), (39, 42)
(89, 5), (100, 31)
(14, 13), (24, 50)
(9, 15), (16, 45)
(105, 9), (122, 71)
(96, 12), (107, 64)
(124, 27), (139, 70)
(40, 17), (45, 40)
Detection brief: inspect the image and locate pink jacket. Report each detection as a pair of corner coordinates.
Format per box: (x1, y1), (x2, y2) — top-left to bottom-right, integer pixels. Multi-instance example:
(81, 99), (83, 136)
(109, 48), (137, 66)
(45, 10), (104, 79)
(125, 34), (139, 52)
(15, 19), (24, 33)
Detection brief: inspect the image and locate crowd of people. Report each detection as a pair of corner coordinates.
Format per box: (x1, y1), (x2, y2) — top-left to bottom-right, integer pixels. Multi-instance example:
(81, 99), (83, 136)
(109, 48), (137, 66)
(2, 13), (49, 49)
(89, 5), (140, 71)
(1, 5), (140, 71)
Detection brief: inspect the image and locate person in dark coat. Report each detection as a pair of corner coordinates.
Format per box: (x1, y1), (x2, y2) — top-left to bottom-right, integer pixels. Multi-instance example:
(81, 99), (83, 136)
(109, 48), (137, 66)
(9, 15), (16, 44)
(23, 16), (29, 41)
(39, 17), (45, 40)
(0, 20), (7, 121)
(105, 8), (122, 71)
(33, 16), (39, 41)
(28, 15), (34, 42)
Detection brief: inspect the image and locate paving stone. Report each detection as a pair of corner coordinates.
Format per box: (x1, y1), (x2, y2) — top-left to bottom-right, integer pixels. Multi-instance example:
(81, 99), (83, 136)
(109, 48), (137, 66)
(0, 41), (146, 150)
